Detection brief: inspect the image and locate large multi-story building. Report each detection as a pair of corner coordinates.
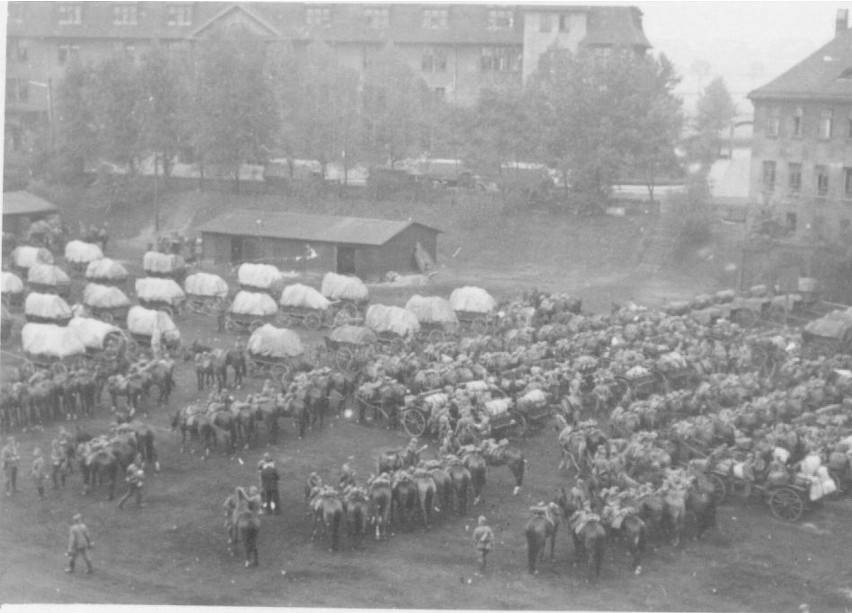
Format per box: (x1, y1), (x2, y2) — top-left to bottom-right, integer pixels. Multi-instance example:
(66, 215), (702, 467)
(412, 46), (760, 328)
(5, 2), (649, 153)
(748, 9), (852, 245)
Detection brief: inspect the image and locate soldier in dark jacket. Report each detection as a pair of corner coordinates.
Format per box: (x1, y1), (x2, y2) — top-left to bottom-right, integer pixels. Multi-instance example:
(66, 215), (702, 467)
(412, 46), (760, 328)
(257, 453), (280, 515)
(66, 513), (94, 574)
(117, 462), (144, 509)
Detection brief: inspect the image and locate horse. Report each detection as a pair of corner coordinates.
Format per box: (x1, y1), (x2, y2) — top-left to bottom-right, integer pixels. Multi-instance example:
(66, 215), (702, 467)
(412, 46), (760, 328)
(684, 466), (717, 540)
(78, 439), (135, 500)
(106, 375), (144, 413)
(391, 472), (418, 529)
(311, 491), (345, 551)
(479, 442), (526, 495)
(524, 503), (562, 574)
(343, 489), (371, 549)
(426, 464), (453, 515)
(461, 450), (487, 505)
(253, 395), (290, 444)
(368, 474), (393, 540)
(411, 470), (437, 529)
(130, 423), (160, 473)
(211, 348), (246, 390)
(230, 400), (257, 449)
(446, 461), (472, 516)
(558, 487), (607, 581)
(228, 487), (260, 567)
(138, 360), (176, 407)
(640, 487), (688, 547)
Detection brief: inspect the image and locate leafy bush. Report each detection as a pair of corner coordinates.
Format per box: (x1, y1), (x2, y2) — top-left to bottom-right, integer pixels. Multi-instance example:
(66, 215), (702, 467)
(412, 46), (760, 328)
(89, 171), (157, 212)
(669, 177), (713, 258)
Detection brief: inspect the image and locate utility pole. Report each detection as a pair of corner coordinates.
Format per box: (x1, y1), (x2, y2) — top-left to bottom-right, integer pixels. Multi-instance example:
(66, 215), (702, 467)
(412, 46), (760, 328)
(153, 153), (160, 233)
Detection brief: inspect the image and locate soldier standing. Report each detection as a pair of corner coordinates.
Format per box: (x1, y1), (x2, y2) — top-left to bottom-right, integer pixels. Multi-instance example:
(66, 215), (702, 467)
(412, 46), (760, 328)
(471, 515), (495, 575)
(65, 513), (94, 574)
(257, 453), (280, 515)
(2, 436), (20, 496)
(339, 456), (357, 488)
(50, 439), (67, 489)
(117, 461), (144, 509)
(31, 448), (46, 499)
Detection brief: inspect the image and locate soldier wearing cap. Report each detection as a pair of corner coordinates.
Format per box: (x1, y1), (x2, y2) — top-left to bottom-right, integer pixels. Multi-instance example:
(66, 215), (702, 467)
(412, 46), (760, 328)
(2, 436), (20, 496)
(117, 461), (145, 509)
(257, 453), (280, 515)
(66, 513), (93, 574)
(50, 439), (67, 489)
(340, 456), (357, 489)
(471, 515), (495, 575)
(31, 448), (47, 499)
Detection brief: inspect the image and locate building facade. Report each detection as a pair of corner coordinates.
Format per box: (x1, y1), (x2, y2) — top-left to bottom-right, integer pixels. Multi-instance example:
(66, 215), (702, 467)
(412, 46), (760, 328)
(748, 10), (852, 245)
(5, 2), (649, 153)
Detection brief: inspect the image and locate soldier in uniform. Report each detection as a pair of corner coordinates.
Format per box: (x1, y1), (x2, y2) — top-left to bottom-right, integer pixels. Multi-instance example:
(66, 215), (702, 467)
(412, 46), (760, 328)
(257, 453), (280, 515)
(339, 456), (357, 489)
(2, 436), (20, 496)
(471, 515), (495, 575)
(31, 448), (46, 499)
(65, 513), (94, 574)
(50, 439), (67, 489)
(117, 461), (144, 509)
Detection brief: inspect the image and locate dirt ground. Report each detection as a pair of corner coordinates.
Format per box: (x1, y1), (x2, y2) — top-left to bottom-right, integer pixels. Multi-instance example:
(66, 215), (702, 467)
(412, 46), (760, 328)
(2, 210), (851, 610)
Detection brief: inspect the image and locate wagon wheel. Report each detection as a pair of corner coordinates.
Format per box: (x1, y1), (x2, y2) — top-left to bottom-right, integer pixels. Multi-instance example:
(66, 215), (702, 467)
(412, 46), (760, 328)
(707, 473), (727, 503)
(224, 315), (236, 332)
(427, 328), (445, 344)
(334, 303), (360, 327)
(313, 346), (329, 367)
(506, 410), (527, 439)
(766, 303), (787, 326)
(471, 317), (489, 336)
(768, 487), (804, 522)
(203, 298), (221, 313)
(401, 409), (427, 437)
(51, 362), (68, 376)
(275, 312), (291, 328)
(99, 311), (115, 325)
(304, 312), (323, 331)
(734, 308), (758, 329)
(336, 347), (354, 370)
(250, 320), (265, 332)
(158, 305), (174, 320)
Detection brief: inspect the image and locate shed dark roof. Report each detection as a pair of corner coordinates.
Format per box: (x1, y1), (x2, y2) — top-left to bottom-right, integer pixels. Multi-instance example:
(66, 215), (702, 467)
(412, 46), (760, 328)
(749, 29), (852, 101)
(198, 210), (440, 246)
(2, 191), (59, 218)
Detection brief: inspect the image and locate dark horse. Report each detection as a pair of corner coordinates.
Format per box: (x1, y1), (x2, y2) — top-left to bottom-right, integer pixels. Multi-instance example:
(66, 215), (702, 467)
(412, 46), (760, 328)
(461, 450), (487, 505)
(524, 503), (562, 574)
(343, 489), (371, 549)
(228, 487), (260, 567)
(368, 474), (393, 540)
(188, 342), (246, 390)
(479, 442), (526, 495)
(445, 460), (472, 516)
(311, 491), (345, 552)
(558, 487), (607, 581)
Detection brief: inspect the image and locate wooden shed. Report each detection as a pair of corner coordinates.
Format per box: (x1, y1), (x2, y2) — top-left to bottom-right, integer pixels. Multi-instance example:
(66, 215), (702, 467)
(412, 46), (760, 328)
(198, 210), (440, 280)
(2, 191), (59, 234)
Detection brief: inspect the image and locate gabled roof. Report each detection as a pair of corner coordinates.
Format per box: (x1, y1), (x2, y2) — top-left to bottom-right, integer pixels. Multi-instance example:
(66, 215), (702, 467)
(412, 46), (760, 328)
(2, 191), (59, 218)
(198, 210), (440, 246)
(190, 3), (283, 39)
(580, 6), (650, 49)
(749, 28), (852, 101)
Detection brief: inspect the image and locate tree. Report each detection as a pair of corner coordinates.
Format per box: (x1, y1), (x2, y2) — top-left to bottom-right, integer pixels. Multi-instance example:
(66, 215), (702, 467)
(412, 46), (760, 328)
(193, 26), (279, 192)
(53, 60), (98, 179)
(91, 55), (145, 172)
(691, 77), (737, 165)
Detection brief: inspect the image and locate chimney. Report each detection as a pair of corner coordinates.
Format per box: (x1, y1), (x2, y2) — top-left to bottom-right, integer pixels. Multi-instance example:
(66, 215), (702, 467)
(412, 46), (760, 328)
(837, 9), (848, 36)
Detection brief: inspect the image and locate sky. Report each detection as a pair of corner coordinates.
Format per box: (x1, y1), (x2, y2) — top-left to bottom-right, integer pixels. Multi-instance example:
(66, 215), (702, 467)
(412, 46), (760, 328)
(625, 1), (851, 115)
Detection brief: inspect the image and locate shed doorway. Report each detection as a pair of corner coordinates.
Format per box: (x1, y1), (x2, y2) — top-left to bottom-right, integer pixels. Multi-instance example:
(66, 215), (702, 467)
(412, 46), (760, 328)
(337, 246), (356, 274)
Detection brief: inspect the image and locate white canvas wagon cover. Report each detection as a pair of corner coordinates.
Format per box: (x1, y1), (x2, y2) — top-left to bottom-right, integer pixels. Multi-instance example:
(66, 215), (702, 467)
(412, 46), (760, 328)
(83, 284), (131, 309)
(321, 272), (369, 302)
(85, 258), (129, 281)
(405, 295), (458, 324)
(27, 264), (70, 287)
(184, 272), (229, 298)
(1, 271), (24, 294)
(449, 286), (496, 314)
(247, 324), (304, 358)
(279, 284), (331, 310)
(329, 325), (377, 345)
(25, 292), (72, 320)
(135, 277), (186, 304)
(805, 308), (852, 339)
(238, 263), (282, 290)
(12, 246), (53, 269)
(65, 240), (104, 264)
(22, 322), (86, 358)
(143, 251), (184, 274)
(365, 304), (421, 337)
(67, 316), (121, 351)
(230, 291), (278, 316)
(127, 305), (180, 339)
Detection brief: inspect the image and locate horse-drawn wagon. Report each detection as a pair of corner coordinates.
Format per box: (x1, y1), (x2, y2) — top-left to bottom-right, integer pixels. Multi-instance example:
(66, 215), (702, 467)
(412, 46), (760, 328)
(183, 272), (229, 316)
(24, 292), (72, 325)
(449, 286), (497, 335)
(276, 283), (333, 330)
(405, 294), (459, 342)
(82, 283), (132, 325)
(135, 277), (186, 318)
(481, 397), (527, 440)
(21, 322), (87, 375)
(64, 240), (104, 272)
(67, 315), (133, 360)
(26, 264), (71, 298)
(11, 246), (53, 277)
(801, 308), (852, 357)
(514, 388), (557, 435)
(246, 323), (305, 378)
(1, 271), (25, 307)
(126, 305), (181, 355)
(323, 325), (377, 370)
(320, 272), (369, 326)
(143, 251), (187, 282)
(238, 263), (285, 297)
(226, 291), (279, 334)
(85, 258), (130, 289)
(364, 304), (420, 353)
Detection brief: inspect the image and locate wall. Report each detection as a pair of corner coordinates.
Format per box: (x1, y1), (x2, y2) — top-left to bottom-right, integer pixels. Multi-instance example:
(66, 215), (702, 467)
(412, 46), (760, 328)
(521, 10), (586, 81)
(354, 225), (438, 280)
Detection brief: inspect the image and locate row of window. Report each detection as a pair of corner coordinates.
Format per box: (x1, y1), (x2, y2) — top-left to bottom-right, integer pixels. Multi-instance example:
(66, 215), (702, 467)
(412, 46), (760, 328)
(45, 3), (524, 31)
(762, 160), (852, 199)
(764, 105), (852, 140)
(5, 78), (29, 104)
(782, 212), (850, 237)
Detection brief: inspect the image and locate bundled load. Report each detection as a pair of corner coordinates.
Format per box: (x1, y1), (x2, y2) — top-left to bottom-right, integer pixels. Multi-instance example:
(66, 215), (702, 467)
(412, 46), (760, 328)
(1, 271), (25, 298)
(483, 398), (512, 417)
(449, 287), (496, 313)
(518, 389), (547, 409)
(143, 251), (185, 276)
(85, 258), (129, 283)
(247, 324), (304, 358)
(573, 355), (599, 372)
(12, 246), (53, 270)
(127, 305), (180, 340)
(27, 264), (71, 290)
(657, 351), (688, 373)
(67, 316), (121, 351)
(405, 295), (458, 324)
(22, 322), (86, 359)
(135, 277), (186, 305)
(803, 308), (852, 339)
(64, 240), (103, 265)
(321, 272), (369, 302)
(238, 263), (282, 291)
(184, 272), (229, 298)
(625, 365), (651, 380)
(25, 292), (72, 324)
(328, 325), (377, 346)
(365, 304), (420, 338)
(230, 290), (278, 316)
(83, 284), (131, 309)
(279, 283), (330, 310)
(663, 301), (690, 316)
(714, 289), (736, 304)
(465, 380), (489, 394)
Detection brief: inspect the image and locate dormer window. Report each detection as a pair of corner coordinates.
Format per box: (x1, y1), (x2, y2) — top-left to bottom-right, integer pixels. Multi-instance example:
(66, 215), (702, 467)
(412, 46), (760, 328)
(365, 8), (389, 29)
(113, 4), (138, 26)
(487, 9), (513, 30)
(58, 3), (82, 25)
(423, 8), (448, 29)
(167, 4), (193, 26)
(307, 7), (331, 27)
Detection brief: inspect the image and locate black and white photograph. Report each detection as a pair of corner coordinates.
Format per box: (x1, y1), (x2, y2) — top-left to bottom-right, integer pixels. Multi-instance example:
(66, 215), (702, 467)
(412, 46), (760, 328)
(2, 1), (852, 610)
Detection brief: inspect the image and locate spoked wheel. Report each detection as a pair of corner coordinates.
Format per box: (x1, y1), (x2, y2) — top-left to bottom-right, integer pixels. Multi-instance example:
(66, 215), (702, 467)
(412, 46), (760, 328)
(304, 312), (322, 331)
(427, 328), (445, 343)
(766, 304), (787, 326)
(224, 316), (236, 332)
(506, 410), (527, 439)
(734, 308), (758, 329)
(275, 312), (291, 328)
(768, 487), (805, 522)
(250, 320), (265, 332)
(401, 409), (427, 437)
(100, 311), (115, 325)
(51, 362), (68, 376)
(707, 473), (727, 503)
(471, 318), (489, 336)
(336, 348), (353, 370)
(334, 304), (359, 327)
